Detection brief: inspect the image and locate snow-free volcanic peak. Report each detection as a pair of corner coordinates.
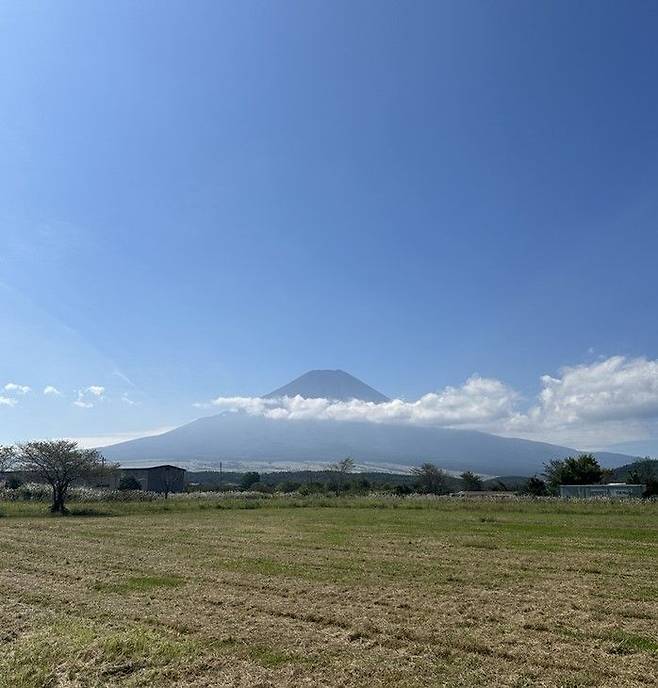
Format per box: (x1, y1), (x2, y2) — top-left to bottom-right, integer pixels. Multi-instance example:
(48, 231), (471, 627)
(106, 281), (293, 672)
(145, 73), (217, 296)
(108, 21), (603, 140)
(263, 369), (390, 403)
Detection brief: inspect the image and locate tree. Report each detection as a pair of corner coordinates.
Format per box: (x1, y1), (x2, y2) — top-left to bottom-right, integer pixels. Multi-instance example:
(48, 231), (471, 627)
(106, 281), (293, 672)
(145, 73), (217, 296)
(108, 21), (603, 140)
(543, 454), (608, 493)
(0, 445), (16, 476)
(17, 440), (108, 514)
(330, 457), (355, 474)
(411, 463), (450, 495)
(460, 471), (482, 491)
(118, 475), (142, 491)
(159, 466), (182, 499)
(626, 458), (658, 497)
(523, 476), (548, 496)
(329, 457), (355, 495)
(240, 471), (260, 491)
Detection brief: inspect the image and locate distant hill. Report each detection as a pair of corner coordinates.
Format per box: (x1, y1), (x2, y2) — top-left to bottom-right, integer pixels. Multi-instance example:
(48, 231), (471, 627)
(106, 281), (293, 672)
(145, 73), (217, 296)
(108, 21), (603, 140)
(264, 369), (390, 403)
(609, 458), (658, 481)
(601, 440), (658, 458)
(100, 369), (634, 475)
(101, 411), (633, 476)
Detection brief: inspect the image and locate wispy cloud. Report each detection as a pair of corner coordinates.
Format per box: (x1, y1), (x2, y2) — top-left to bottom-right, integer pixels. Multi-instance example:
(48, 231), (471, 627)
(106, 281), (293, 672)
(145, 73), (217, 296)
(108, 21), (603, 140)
(0, 396), (17, 407)
(73, 385), (106, 408)
(43, 385), (61, 396)
(68, 426), (174, 448)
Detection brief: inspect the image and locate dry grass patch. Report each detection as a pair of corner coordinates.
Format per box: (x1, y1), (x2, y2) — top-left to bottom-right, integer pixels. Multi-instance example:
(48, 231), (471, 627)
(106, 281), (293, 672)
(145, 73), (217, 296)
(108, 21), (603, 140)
(0, 497), (656, 686)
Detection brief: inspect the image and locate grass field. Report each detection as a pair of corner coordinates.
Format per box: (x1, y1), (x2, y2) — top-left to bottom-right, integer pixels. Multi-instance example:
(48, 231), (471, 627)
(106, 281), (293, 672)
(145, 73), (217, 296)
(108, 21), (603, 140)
(0, 496), (657, 687)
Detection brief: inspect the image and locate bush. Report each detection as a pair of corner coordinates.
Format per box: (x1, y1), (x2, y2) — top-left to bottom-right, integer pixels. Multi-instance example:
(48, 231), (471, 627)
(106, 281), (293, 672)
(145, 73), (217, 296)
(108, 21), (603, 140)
(523, 476), (548, 496)
(298, 482), (325, 496)
(275, 480), (302, 493)
(118, 475), (142, 491)
(240, 472), (260, 491)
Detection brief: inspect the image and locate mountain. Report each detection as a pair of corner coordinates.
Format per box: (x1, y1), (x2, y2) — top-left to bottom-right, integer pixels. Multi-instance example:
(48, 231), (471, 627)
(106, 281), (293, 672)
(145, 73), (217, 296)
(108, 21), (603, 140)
(102, 398), (633, 477)
(264, 369), (390, 403)
(601, 439), (658, 458)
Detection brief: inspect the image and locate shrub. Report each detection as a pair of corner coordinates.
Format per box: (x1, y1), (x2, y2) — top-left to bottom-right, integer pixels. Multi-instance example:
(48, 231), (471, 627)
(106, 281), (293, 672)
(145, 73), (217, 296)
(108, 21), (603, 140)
(240, 472), (260, 491)
(118, 475), (142, 491)
(523, 476), (548, 496)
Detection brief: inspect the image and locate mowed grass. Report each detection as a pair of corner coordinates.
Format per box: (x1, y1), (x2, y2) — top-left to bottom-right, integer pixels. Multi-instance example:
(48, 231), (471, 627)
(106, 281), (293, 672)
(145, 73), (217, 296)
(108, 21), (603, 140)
(0, 497), (657, 687)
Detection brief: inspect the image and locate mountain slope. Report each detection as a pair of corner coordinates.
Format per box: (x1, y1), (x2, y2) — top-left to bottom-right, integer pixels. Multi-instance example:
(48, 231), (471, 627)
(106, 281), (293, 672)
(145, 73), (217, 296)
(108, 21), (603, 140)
(101, 412), (633, 475)
(264, 369), (390, 403)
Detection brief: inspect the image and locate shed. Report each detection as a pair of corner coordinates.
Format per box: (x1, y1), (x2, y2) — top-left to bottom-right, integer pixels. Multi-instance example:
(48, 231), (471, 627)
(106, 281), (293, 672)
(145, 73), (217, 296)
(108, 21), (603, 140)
(559, 483), (644, 498)
(113, 465), (186, 493)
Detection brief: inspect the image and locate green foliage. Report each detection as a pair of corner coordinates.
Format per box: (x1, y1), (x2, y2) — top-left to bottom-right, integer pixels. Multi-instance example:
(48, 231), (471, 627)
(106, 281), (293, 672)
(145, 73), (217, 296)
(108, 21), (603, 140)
(275, 480), (302, 492)
(544, 454), (607, 492)
(16, 440), (112, 514)
(298, 481), (325, 496)
(523, 476), (548, 496)
(626, 458), (658, 497)
(240, 472), (261, 490)
(411, 463), (450, 495)
(5, 476), (22, 489)
(118, 475), (142, 491)
(460, 471), (482, 491)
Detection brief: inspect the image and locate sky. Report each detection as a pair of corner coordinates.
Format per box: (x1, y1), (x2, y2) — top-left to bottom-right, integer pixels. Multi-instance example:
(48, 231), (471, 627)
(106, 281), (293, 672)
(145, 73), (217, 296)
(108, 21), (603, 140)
(2, 1), (658, 452)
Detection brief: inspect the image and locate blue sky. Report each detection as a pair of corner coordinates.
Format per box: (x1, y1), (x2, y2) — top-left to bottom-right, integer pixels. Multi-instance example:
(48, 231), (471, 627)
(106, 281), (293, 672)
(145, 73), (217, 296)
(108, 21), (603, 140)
(2, 1), (658, 450)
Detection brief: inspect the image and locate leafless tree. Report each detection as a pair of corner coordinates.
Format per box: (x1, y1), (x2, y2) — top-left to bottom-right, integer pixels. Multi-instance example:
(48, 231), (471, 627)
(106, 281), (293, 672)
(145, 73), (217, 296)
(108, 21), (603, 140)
(330, 457), (355, 474)
(0, 445), (16, 482)
(17, 440), (108, 514)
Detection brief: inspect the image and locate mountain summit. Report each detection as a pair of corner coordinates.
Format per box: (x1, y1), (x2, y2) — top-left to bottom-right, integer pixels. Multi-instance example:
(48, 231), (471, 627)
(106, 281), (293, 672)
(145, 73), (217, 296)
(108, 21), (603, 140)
(263, 369), (390, 403)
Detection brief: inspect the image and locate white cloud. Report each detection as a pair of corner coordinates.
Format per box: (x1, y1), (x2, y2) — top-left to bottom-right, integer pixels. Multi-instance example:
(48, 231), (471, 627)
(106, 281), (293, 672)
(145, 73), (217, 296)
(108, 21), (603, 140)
(73, 385), (105, 409)
(4, 382), (31, 395)
(503, 356), (658, 447)
(121, 393), (139, 406)
(203, 375), (518, 428)
(197, 356), (658, 449)
(43, 385), (61, 396)
(0, 395), (17, 407)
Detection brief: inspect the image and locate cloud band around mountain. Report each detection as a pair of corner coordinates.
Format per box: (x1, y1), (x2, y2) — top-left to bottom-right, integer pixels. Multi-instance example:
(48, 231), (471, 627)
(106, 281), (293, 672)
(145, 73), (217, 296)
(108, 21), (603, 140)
(200, 356), (658, 448)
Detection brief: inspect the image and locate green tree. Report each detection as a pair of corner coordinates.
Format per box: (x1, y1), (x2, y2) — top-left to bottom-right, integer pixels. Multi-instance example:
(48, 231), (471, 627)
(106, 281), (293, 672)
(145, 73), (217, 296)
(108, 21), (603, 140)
(240, 471), (261, 490)
(523, 476), (548, 496)
(118, 475), (142, 491)
(411, 463), (450, 495)
(626, 458), (658, 497)
(329, 457), (355, 495)
(17, 440), (109, 514)
(543, 454), (608, 493)
(460, 471), (482, 491)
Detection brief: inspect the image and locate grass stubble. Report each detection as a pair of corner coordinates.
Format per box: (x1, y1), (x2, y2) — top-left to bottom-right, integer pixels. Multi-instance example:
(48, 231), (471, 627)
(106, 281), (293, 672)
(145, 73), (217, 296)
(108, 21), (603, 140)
(0, 497), (656, 687)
